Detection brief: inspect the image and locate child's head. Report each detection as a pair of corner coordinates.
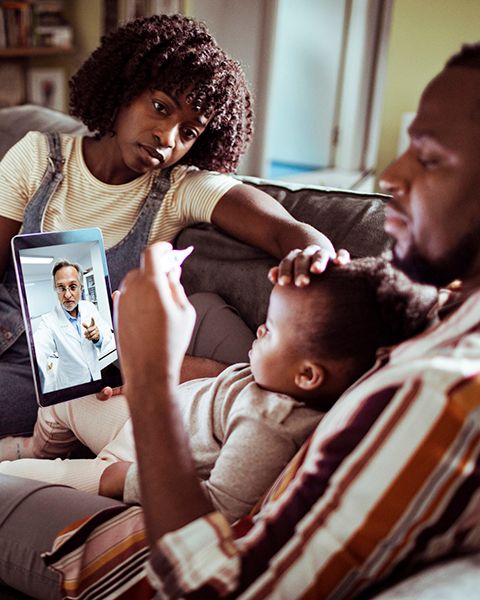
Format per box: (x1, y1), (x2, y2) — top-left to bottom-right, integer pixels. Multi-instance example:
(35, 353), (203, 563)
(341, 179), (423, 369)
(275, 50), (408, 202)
(249, 256), (438, 409)
(70, 14), (252, 173)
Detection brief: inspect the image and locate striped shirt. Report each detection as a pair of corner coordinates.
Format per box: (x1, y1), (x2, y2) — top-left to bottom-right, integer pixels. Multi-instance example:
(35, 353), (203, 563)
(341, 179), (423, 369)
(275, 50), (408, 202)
(0, 132), (240, 248)
(147, 289), (480, 598)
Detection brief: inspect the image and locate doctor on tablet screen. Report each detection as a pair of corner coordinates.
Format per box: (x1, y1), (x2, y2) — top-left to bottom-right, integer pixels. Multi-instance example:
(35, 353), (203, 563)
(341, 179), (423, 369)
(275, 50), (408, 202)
(33, 259), (113, 393)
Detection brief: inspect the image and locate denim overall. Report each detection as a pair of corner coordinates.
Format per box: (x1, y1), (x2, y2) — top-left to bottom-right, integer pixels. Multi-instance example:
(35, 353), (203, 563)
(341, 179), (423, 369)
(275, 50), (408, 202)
(0, 132), (173, 436)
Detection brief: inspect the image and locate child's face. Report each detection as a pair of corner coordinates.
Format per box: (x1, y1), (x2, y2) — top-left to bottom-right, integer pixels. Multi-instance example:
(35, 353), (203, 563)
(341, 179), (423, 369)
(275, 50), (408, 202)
(114, 88), (210, 175)
(249, 284), (311, 397)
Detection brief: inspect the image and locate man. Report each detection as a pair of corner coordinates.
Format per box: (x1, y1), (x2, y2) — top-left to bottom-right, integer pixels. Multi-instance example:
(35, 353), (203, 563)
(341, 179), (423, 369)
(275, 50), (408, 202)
(112, 43), (480, 597)
(34, 259), (113, 392)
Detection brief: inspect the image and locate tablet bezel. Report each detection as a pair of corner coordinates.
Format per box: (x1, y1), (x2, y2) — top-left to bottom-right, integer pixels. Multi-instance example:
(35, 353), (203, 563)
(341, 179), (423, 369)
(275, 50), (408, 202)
(11, 228), (122, 407)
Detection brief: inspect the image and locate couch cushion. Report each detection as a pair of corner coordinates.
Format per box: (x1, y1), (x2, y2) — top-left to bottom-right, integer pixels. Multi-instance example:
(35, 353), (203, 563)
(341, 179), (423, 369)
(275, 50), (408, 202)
(177, 177), (391, 331)
(0, 104), (88, 160)
(370, 553), (480, 599)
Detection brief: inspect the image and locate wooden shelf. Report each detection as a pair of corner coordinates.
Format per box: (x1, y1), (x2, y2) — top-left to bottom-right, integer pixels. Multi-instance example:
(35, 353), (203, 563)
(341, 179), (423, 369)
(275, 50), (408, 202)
(0, 46), (74, 58)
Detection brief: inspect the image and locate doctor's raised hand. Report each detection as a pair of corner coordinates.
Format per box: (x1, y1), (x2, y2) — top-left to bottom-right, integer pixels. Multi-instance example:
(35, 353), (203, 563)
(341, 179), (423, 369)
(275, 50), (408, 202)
(82, 317), (100, 343)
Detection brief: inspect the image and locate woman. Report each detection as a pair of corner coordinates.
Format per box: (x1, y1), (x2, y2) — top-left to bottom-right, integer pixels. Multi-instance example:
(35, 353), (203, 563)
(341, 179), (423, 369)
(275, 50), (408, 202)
(0, 14), (335, 438)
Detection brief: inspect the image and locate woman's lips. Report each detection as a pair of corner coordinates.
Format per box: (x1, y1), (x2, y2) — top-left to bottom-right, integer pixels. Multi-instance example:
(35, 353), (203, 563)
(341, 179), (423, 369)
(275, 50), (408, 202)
(139, 144), (166, 167)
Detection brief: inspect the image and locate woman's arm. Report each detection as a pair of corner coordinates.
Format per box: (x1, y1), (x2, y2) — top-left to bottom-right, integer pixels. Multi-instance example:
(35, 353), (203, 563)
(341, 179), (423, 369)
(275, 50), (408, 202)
(211, 184), (336, 284)
(0, 216), (21, 279)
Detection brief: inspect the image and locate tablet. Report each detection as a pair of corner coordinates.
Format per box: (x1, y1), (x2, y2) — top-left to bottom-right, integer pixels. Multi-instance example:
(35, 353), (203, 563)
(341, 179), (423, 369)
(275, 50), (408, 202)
(11, 228), (122, 407)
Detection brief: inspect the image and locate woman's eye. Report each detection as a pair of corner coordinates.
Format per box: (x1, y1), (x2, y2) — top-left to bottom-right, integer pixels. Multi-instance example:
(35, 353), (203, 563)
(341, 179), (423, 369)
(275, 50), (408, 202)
(182, 127), (198, 141)
(153, 101), (168, 115)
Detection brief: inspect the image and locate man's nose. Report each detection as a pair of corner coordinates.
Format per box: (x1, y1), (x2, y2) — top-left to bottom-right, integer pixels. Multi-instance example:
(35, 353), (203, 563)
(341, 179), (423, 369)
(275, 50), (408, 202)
(378, 152), (411, 198)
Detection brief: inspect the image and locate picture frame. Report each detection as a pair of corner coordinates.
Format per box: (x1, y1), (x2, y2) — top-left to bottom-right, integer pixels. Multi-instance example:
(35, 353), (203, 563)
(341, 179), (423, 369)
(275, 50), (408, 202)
(27, 67), (66, 112)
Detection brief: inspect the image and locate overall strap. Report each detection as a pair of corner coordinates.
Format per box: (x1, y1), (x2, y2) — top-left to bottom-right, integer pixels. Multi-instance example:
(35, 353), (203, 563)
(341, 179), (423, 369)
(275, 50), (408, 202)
(22, 131), (65, 234)
(106, 167), (173, 292)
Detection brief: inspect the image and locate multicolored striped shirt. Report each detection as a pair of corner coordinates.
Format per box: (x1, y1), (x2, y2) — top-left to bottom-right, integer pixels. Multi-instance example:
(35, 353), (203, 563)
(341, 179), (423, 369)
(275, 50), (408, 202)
(44, 289), (480, 599)
(0, 132), (240, 249)
(148, 289), (480, 598)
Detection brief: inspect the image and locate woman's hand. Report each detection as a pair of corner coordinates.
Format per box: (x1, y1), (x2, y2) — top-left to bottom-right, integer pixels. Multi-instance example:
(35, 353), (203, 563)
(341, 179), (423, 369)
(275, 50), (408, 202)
(96, 385), (124, 401)
(268, 246), (350, 287)
(114, 242), (196, 400)
(97, 290), (122, 400)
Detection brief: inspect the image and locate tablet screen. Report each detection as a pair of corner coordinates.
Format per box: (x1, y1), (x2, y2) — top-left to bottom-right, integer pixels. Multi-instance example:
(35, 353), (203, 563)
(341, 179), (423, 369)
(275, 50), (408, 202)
(11, 228), (122, 406)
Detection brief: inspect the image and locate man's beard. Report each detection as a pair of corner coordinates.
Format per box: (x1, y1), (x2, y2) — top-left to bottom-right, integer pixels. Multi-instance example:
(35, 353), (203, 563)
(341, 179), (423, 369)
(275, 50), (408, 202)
(391, 226), (480, 288)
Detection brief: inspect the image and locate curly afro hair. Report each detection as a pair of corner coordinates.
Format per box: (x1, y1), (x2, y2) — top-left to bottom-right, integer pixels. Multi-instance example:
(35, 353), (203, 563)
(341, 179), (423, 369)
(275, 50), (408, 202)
(69, 14), (253, 173)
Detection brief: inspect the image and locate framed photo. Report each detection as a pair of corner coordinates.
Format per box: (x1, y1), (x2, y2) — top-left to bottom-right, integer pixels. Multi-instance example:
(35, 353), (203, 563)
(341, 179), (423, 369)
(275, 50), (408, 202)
(27, 67), (66, 112)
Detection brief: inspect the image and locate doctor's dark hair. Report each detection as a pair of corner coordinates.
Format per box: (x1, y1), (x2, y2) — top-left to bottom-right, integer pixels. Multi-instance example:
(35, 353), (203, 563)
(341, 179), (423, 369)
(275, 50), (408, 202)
(294, 256), (438, 383)
(69, 14), (253, 173)
(52, 259), (84, 287)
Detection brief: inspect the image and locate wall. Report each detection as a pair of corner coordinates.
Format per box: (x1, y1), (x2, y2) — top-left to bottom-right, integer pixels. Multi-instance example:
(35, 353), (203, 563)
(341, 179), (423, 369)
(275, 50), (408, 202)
(375, 0), (480, 187)
(186, 0), (271, 175)
(30, 0), (103, 111)
(265, 0), (345, 175)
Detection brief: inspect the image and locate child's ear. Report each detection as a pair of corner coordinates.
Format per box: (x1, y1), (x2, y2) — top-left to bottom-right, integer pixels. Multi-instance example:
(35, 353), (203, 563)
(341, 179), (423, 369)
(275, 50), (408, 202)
(294, 361), (325, 391)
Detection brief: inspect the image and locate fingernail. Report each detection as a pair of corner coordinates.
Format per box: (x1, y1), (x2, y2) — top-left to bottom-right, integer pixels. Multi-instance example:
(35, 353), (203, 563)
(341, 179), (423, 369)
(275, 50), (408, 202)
(278, 275), (291, 286)
(295, 274), (310, 286)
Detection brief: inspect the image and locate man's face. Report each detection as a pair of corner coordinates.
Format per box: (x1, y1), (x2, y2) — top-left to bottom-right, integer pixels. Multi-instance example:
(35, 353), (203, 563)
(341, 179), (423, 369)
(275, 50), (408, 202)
(379, 67), (480, 287)
(54, 266), (82, 316)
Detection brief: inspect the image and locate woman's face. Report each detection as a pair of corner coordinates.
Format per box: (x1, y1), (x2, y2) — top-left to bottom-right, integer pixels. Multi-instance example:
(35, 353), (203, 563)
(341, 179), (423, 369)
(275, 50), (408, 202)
(113, 88), (210, 176)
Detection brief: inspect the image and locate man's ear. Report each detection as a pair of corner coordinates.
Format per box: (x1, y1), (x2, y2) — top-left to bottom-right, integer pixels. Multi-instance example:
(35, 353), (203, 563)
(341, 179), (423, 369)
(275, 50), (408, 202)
(294, 361), (325, 391)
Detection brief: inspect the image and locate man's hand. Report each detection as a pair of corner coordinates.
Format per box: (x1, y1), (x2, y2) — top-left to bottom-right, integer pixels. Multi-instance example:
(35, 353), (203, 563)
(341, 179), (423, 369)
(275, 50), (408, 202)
(82, 317), (100, 343)
(115, 242), (196, 399)
(268, 246), (351, 287)
(113, 243), (214, 543)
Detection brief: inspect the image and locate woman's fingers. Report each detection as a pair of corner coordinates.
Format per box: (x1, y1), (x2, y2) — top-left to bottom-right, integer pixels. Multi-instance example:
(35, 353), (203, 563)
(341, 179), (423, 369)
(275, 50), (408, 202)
(268, 246), (351, 287)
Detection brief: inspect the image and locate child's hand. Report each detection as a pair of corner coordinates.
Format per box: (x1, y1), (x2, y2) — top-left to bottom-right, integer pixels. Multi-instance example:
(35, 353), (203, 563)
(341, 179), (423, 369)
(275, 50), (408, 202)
(268, 246), (350, 287)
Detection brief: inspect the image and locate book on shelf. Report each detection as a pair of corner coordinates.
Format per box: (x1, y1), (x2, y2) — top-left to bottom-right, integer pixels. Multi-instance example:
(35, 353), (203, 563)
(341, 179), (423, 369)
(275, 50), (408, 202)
(0, 0), (73, 49)
(0, 61), (25, 105)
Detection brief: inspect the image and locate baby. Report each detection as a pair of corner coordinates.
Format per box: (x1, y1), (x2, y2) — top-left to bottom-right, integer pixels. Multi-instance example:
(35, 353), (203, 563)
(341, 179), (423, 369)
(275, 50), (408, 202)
(0, 257), (437, 523)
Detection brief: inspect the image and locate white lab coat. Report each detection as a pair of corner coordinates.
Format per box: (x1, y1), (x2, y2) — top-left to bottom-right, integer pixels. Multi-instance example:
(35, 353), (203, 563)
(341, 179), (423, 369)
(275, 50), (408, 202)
(34, 300), (113, 393)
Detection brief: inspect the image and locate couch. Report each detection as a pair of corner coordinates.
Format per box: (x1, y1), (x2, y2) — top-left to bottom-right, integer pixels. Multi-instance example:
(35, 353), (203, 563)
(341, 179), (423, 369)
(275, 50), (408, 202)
(0, 104), (479, 599)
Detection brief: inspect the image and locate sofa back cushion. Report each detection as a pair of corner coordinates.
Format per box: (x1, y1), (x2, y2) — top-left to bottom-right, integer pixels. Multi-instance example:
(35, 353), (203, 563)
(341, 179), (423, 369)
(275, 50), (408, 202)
(0, 104), (88, 160)
(177, 176), (391, 331)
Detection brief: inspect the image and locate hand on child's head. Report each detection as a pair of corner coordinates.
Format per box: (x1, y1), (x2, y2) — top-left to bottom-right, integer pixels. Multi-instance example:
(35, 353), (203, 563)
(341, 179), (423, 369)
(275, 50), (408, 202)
(268, 247), (350, 287)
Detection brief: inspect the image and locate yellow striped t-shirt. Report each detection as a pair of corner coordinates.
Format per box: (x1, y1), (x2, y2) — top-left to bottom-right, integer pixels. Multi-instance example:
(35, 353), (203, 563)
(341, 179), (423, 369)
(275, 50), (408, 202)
(0, 131), (241, 249)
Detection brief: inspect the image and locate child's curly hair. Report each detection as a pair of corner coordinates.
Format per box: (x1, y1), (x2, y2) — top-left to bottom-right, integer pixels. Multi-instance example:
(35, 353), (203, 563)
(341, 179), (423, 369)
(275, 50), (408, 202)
(299, 256), (439, 381)
(69, 14), (253, 173)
